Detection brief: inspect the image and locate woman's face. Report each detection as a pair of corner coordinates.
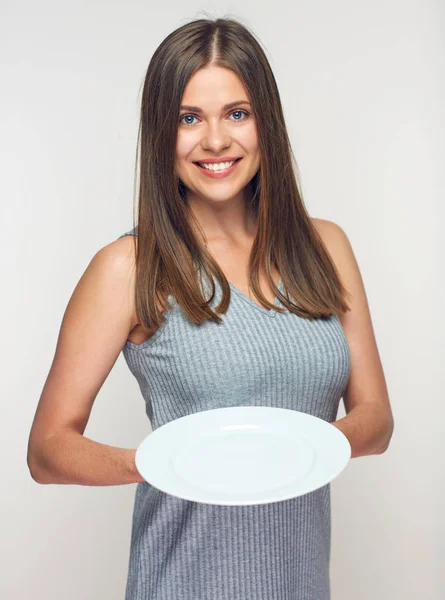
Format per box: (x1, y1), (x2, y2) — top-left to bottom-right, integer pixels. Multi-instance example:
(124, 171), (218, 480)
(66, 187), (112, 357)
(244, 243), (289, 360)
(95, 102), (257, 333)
(175, 66), (260, 206)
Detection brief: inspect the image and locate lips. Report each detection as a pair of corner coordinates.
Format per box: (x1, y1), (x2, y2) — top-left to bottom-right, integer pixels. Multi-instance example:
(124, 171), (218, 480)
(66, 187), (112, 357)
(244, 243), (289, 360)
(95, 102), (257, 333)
(193, 158), (242, 166)
(193, 157), (243, 178)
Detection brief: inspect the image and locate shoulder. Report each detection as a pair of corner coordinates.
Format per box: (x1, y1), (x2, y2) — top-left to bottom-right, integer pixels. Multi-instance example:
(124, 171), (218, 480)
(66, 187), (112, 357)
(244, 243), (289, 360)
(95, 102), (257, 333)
(98, 234), (137, 272)
(311, 217), (347, 246)
(311, 216), (369, 327)
(310, 217), (354, 277)
(89, 235), (137, 325)
(100, 234), (165, 327)
(310, 217), (364, 318)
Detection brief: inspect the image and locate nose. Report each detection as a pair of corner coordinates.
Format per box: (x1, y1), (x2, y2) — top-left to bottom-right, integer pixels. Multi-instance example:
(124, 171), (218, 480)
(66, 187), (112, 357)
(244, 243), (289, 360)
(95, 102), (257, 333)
(200, 119), (231, 154)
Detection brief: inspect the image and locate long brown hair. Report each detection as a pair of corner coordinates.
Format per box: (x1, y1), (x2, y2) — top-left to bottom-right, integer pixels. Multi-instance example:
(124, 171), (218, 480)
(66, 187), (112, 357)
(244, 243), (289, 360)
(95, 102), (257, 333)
(129, 16), (350, 331)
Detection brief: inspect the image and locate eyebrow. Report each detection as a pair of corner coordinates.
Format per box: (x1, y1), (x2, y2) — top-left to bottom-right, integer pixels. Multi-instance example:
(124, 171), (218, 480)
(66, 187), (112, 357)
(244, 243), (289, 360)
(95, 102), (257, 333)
(179, 100), (251, 113)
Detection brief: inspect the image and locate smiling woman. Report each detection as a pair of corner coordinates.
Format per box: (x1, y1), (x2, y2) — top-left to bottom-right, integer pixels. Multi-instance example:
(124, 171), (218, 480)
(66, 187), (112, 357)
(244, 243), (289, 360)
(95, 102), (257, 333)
(131, 32), (350, 329)
(175, 67), (261, 211)
(117, 18), (355, 599)
(27, 14), (392, 600)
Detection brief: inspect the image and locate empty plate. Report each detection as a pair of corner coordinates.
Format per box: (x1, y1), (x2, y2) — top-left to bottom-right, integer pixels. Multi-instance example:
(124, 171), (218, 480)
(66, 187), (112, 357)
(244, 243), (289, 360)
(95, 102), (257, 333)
(135, 406), (351, 506)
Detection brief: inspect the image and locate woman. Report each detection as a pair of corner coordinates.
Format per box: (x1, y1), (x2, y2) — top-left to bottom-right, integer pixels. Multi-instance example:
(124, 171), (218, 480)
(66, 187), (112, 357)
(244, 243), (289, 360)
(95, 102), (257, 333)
(27, 17), (394, 600)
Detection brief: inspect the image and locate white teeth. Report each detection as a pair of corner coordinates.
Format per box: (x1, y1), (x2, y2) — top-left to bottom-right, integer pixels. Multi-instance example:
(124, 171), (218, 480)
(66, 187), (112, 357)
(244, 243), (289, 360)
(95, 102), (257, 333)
(198, 160), (236, 171)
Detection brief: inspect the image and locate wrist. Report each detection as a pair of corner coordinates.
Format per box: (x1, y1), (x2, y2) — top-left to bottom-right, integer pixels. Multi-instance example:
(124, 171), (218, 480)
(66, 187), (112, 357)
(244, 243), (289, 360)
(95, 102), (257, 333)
(127, 449), (144, 483)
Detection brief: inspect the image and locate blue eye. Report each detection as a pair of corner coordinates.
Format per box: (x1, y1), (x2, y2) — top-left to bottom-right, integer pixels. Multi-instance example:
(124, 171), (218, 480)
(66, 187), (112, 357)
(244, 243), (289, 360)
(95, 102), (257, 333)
(231, 110), (248, 121)
(180, 114), (198, 126)
(179, 109), (250, 126)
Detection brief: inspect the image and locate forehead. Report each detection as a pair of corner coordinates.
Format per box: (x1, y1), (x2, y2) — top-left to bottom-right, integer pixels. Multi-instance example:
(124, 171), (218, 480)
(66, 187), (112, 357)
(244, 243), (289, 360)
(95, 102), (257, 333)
(181, 66), (249, 107)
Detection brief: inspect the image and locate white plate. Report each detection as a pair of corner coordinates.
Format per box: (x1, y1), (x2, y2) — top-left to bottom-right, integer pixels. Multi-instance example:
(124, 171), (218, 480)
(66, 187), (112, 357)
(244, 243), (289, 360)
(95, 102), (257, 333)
(135, 406), (351, 506)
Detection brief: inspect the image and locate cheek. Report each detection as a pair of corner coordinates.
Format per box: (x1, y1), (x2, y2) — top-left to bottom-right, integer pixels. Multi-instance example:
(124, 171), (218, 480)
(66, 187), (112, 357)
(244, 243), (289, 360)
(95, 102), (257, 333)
(176, 130), (197, 158)
(239, 125), (259, 152)
(175, 137), (188, 161)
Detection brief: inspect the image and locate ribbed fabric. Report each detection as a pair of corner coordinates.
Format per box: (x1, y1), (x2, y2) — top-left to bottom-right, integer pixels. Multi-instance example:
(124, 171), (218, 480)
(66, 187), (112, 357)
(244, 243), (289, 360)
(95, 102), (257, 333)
(118, 227), (350, 600)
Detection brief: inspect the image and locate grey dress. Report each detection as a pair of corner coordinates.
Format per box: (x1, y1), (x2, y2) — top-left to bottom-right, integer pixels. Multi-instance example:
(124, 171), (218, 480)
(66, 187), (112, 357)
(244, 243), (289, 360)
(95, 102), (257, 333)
(118, 227), (350, 600)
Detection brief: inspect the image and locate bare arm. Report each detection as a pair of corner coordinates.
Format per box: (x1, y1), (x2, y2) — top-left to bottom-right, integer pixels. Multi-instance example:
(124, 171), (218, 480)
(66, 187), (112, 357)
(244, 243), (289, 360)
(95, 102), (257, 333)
(27, 236), (145, 486)
(331, 404), (393, 459)
(32, 429), (144, 485)
(312, 218), (394, 458)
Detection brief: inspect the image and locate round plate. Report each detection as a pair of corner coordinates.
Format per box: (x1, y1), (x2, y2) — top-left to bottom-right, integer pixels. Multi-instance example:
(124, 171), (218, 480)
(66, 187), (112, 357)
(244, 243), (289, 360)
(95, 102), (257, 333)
(135, 406), (351, 506)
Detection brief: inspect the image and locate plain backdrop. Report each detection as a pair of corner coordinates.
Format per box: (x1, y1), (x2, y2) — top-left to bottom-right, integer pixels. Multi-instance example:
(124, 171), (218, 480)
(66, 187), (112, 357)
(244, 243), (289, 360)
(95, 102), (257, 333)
(1, 1), (443, 599)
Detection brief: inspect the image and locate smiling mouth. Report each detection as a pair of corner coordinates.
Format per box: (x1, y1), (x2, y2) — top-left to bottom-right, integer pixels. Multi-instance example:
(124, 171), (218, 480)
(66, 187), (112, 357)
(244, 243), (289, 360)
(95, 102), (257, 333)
(193, 158), (242, 170)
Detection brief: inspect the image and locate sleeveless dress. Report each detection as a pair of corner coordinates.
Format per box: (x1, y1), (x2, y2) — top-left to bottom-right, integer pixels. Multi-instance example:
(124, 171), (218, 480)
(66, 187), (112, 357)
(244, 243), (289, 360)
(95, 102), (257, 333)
(117, 227), (350, 600)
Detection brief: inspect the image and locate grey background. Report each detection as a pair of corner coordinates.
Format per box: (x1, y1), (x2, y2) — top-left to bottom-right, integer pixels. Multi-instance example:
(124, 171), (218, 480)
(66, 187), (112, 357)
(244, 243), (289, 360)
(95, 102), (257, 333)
(1, 1), (442, 598)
